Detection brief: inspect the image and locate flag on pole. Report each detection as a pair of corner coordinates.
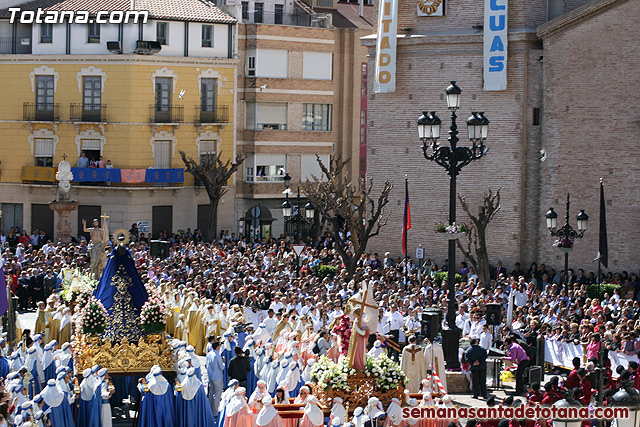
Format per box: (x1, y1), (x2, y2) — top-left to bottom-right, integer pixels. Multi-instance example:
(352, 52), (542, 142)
(595, 179), (608, 268)
(402, 176), (411, 254)
(0, 261), (8, 317)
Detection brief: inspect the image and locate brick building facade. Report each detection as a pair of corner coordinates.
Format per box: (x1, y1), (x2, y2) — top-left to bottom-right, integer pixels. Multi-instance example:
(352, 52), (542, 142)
(362, 0), (639, 273)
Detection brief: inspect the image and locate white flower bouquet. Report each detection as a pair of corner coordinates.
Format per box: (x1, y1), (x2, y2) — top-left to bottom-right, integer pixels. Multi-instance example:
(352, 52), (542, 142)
(364, 354), (406, 392)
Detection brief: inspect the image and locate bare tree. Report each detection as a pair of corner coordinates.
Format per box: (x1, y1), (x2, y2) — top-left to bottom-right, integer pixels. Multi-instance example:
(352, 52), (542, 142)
(179, 150), (245, 241)
(456, 188), (501, 288)
(304, 155), (393, 278)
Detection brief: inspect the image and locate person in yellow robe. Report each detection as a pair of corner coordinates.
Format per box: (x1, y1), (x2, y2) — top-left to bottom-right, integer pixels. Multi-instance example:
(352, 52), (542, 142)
(59, 307), (72, 345)
(187, 302), (205, 355)
(34, 302), (47, 335)
(49, 308), (62, 344)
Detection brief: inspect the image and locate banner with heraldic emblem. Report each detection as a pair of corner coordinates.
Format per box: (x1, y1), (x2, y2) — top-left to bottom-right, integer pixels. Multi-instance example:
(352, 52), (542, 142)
(417, 0), (444, 16)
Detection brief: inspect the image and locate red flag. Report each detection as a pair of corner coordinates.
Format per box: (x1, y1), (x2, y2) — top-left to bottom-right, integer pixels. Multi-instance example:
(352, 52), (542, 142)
(402, 177), (411, 254)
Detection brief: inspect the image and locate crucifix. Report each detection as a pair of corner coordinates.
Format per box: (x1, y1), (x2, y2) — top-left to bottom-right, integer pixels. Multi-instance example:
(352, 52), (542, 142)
(62, 153), (67, 161)
(347, 283), (378, 367)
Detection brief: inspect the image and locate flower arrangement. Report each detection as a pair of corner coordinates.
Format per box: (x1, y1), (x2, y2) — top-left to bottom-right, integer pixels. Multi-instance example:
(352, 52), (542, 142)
(140, 289), (169, 335)
(364, 354), (406, 392)
(60, 269), (98, 303)
(331, 314), (352, 356)
(435, 221), (470, 234)
(76, 296), (108, 336)
(553, 237), (573, 248)
(309, 356), (356, 391)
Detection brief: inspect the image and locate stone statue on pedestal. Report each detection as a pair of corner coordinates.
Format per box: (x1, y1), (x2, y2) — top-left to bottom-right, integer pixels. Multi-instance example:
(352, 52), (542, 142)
(55, 160), (73, 201)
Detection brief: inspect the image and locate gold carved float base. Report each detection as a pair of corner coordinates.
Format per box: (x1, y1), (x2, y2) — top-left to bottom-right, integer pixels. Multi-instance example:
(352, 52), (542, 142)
(310, 373), (404, 408)
(73, 334), (173, 374)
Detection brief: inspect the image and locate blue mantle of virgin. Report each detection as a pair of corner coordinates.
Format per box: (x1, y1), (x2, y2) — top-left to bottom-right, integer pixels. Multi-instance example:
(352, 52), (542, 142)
(94, 247), (149, 342)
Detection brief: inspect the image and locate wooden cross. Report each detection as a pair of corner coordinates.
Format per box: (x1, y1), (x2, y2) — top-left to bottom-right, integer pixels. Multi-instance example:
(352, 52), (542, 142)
(62, 153), (67, 160)
(348, 283), (378, 366)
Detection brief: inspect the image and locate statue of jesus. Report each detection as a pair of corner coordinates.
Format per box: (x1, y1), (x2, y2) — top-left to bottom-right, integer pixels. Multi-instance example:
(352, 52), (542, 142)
(346, 281), (378, 371)
(83, 216), (109, 279)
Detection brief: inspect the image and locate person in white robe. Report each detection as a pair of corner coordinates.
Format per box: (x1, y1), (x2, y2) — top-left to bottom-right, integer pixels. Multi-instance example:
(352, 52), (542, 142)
(385, 397), (403, 427)
(368, 340), (385, 359)
(284, 361), (299, 398)
(97, 368), (113, 427)
(256, 395), (283, 427)
(329, 397), (346, 426)
(223, 387), (252, 427)
(352, 407), (367, 427)
(248, 380), (268, 414)
(365, 397), (383, 421)
(401, 336), (426, 393)
(253, 324), (271, 346)
(275, 359), (291, 399)
(300, 395), (323, 427)
(264, 361), (280, 395)
(301, 359), (315, 384)
(423, 339), (447, 393)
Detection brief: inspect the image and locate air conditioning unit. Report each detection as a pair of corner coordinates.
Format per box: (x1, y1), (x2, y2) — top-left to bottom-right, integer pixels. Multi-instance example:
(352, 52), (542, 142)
(107, 41), (122, 53)
(135, 40), (162, 55)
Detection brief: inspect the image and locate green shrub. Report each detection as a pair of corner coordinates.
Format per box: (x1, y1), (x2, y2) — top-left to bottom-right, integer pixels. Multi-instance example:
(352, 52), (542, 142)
(313, 264), (338, 279)
(587, 283), (620, 300)
(433, 271), (463, 285)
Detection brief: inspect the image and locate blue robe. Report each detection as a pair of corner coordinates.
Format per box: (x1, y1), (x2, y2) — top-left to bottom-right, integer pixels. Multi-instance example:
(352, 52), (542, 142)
(28, 366), (41, 398)
(221, 343), (236, 387)
(43, 361), (57, 383)
(247, 357), (257, 396)
(76, 388), (102, 427)
(139, 387), (175, 427)
(216, 405), (227, 427)
(0, 357), (9, 380)
(237, 331), (247, 349)
(175, 387), (215, 427)
(194, 366), (202, 382)
(48, 395), (75, 427)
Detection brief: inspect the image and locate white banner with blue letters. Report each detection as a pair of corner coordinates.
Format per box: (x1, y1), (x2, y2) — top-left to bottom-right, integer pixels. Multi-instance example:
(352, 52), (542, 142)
(483, 0), (508, 91)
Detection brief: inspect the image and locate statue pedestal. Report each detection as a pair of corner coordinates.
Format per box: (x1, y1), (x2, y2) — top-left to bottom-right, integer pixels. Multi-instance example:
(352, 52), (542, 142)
(49, 201), (78, 244)
(310, 373), (404, 408)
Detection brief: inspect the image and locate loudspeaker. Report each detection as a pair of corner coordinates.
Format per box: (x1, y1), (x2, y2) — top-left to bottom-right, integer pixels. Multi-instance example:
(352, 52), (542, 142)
(527, 365), (543, 384)
(421, 308), (442, 340)
(485, 303), (502, 325)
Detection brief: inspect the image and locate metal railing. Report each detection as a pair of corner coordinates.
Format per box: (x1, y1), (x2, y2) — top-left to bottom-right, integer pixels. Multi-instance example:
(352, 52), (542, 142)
(316, 0), (334, 7)
(23, 103), (60, 121)
(195, 105), (230, 123)
(150, 105), (184, 123)
(70, 104), (107, 122)
(0, 37), (32, 54)
(241, 11), (317, 26)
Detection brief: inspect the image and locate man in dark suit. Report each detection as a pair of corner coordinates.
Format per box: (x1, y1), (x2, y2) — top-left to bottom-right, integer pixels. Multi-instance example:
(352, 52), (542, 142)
(465, 338), (488, 399)
(43, 269), (58, 299)
(492, 261), (507, 281)
(227, 346), (251, 388)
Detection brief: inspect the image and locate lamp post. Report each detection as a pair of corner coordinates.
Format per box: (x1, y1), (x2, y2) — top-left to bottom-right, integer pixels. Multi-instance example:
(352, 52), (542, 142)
(545, 194), (588, 287)
(417, 81), (490, 370)
(282, 172), (315, 244)
(612, 386), (640, 427)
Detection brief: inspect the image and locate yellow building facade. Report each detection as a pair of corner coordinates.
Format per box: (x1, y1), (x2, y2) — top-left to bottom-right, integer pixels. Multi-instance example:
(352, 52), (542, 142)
(0, 56), (238, 239)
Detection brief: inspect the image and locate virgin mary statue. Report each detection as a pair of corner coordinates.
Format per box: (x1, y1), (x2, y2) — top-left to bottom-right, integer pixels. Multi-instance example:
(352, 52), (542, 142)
(346, 281), (378, 371)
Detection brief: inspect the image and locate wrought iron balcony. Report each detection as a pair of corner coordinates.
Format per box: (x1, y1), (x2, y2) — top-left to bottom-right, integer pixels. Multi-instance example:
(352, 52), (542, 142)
(195, 105), (229, 123)
(23, 103), (60, 121)
(150, 105), (184, 123)
(70, 103), (107, 122)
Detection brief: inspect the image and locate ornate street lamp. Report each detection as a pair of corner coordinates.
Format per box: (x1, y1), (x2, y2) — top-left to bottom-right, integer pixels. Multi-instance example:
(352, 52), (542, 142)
(282, 173), (314, 244)
(417, 81), (490, 370)
(612, 387), (640, 427)
(545, 194), (588, 286)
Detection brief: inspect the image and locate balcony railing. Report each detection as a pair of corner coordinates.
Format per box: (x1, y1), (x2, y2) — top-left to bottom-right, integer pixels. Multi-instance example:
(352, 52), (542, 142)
(195, 105), (229, 123)
(0, 37), (32, 54)
(242, 11), (318, 26)
(23, 103), (60, 121)
(70, 103), (107, 122)
(21, 165), (184, 187)
(150, 105), (184, 123)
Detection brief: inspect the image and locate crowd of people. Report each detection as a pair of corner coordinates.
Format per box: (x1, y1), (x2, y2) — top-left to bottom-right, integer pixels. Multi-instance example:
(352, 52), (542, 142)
(0, 227), (638, 426)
